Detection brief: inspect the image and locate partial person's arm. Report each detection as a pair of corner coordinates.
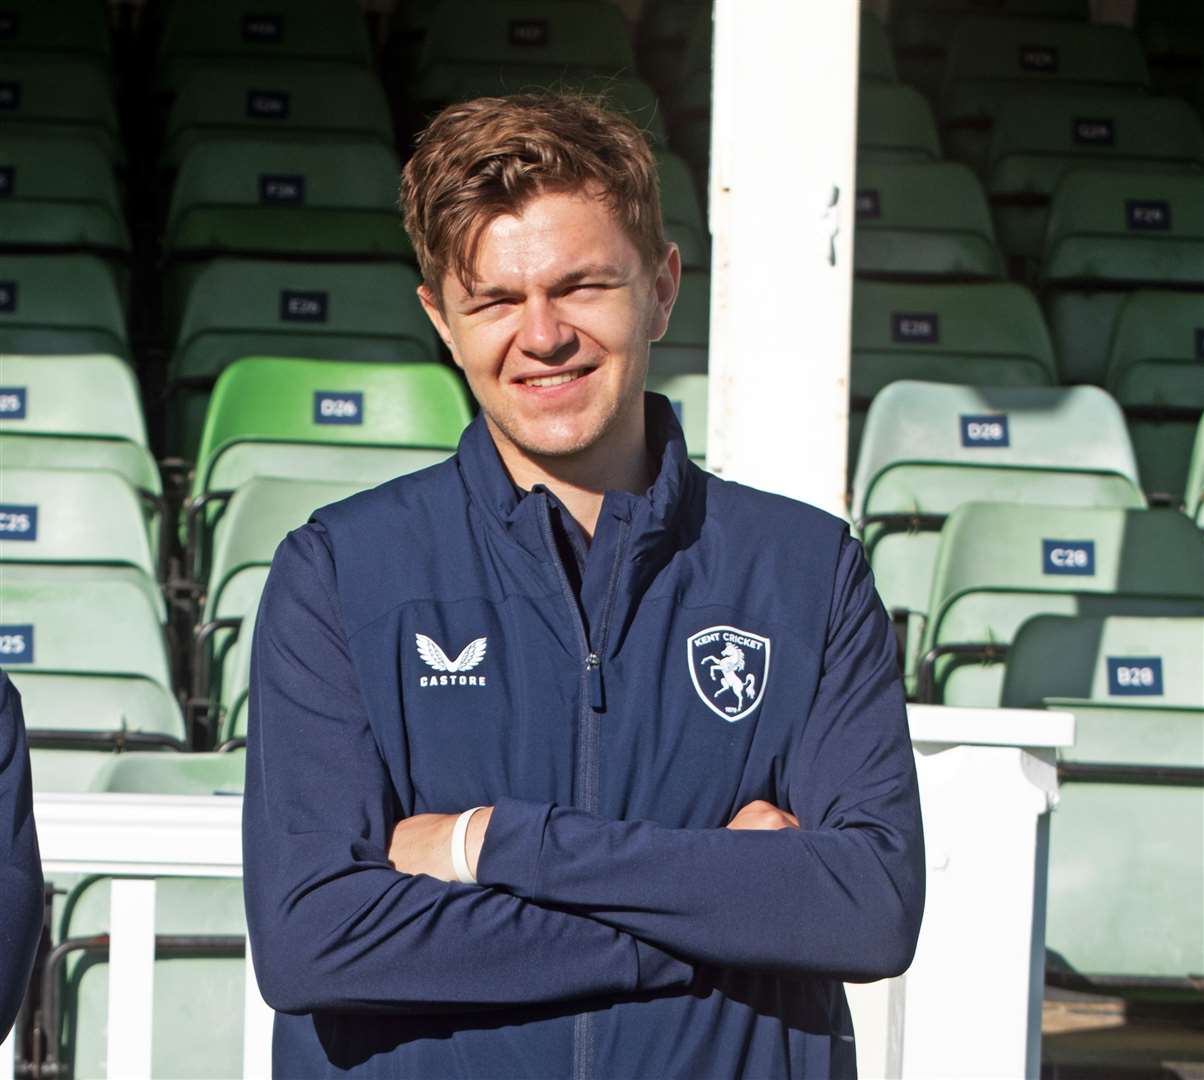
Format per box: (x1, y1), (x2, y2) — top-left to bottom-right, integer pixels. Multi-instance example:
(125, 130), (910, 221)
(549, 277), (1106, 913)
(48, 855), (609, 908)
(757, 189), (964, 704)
(0, 674), (44, 1038)
(467, 532), (925, 982)
(242, 526), (694, 1016)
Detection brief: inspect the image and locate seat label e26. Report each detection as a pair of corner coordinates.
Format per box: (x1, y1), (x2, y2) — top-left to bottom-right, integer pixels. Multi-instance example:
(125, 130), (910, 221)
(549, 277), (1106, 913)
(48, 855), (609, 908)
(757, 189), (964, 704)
(891, 312), (939, 344)
(0, 625), (32, 662)
(0, 387), (26, 418)
(1042, 539), (1094, 576)
(314, 391), (363, 425)
(1106, 656), (1163, 696)
(280, 289), (328, 322)
(960, 414), (1009, 448)
(247, 90), (289, 119)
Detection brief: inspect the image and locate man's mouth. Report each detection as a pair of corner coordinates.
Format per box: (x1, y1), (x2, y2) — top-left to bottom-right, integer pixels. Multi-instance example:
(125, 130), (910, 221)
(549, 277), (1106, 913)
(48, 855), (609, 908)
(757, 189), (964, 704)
(519, 368), (593, 388)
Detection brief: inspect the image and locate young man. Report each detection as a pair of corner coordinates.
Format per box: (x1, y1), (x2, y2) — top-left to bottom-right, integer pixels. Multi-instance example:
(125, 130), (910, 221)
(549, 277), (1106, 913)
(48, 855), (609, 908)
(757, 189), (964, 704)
(243, 94), (924, 1079)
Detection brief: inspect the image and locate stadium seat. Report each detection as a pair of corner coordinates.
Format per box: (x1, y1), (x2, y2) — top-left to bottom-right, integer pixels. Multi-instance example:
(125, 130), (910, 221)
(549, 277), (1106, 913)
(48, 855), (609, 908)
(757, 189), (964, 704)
(666, 5), (711, 182)
(859, 11), (896, 84)
(916, 503), (1204, 707)
(1138, 0), (1204, 100)
(646, 373), (706, 464)
(91, 751), (246, 795)
(849, 280), (1057, 467)
(650, 268), (708, 375)
(0, 134), (129, 256)
(658, 148), (707, 270)
(164, 138), (412, 262)
(0, 0), (112, 67)
(50, 876), (247, 1079)
(156, 0), (374, 96)
(1002, 613), (1204, 995)
(854, 161), (1002, 280)
(0, 55), (122, 163)
(856, 83), (941, 165)
(1104, 291), (1204, 502)
(1040, 171), (1204, 386)
(166, 259), (438, 456)
(1187, 414), (1204, 527)
(987, 95), (1204, 263)
(162, 62), (395, 168)
(852, 381), (1145, 690)
(941, 18), (1150, 174)
(0, 254), (127, 358)
(636, 0), (706, 99)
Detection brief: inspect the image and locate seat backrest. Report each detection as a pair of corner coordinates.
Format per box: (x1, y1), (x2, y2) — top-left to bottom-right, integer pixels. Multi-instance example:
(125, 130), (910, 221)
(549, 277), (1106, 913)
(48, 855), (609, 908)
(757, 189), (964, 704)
(0, 55), (120, 159)
(0, 354), (148, 444)
(646, 375), (707, 461)
(650, 268), (709, 375)
(91, 751), (246, 795)
(0, 467), (156, 578)
(1106, 290), (1204, 412)
(0, 254), (127, 358)
(169, 259), (436, 383)
(853, 381), (1144, 521)
(192, 357), (472, 495)
(857, 82), (941, 164)
(854, 161), (1002, 280)
(860, 10), (896, 83)
(0, 0), (112, 64)
(1186, 413), (1204, 524)
(658, 148), (707, 270)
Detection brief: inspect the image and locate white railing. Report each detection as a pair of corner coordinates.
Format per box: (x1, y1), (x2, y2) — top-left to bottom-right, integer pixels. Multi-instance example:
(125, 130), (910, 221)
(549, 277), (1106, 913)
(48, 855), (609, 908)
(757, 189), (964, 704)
(5, 705), (1072, 1080)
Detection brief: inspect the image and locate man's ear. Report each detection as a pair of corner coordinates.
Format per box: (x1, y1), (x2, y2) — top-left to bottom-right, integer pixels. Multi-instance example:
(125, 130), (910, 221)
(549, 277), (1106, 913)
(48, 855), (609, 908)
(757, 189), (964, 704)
(417, 283), (460, 366)
(647, 242), (682, 344)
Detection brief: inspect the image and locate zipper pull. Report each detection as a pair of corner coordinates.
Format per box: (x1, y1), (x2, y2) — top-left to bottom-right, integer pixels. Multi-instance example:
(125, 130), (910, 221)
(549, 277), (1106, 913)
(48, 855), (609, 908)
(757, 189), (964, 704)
(586, 652), (604, 710)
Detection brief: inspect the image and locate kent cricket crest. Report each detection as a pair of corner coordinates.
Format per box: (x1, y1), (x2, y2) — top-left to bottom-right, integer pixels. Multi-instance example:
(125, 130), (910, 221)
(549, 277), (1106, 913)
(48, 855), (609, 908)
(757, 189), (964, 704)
(687, 625), (771, 722)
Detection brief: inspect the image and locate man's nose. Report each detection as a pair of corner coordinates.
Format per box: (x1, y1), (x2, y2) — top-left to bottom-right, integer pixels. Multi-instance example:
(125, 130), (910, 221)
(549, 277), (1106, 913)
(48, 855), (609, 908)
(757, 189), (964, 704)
(515, 296), (576, 362)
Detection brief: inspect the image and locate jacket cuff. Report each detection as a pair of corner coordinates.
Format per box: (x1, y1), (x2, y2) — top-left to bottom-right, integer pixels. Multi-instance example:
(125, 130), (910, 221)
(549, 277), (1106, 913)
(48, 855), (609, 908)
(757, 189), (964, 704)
(475, 796), (552, 898)
(632, 938), (695, 992)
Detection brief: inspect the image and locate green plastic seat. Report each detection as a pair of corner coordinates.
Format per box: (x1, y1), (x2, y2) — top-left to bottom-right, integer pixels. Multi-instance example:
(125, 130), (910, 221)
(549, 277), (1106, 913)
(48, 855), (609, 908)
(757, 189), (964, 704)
(987, 95), (1204, 262)
(162, 61), (394, 168)
(1186, 414), (1204, 526)
(646, 374), (706, 464)
(941, 18), (1150, 174)
(665, 6), (710, 180)
(852, 381), (1145, 691)
(91, 750), (246, 795)
(53, 876), (247, 1079)
(1040, 170), (1204, 386)
(857, 82), (941, 165)
(222, 611), (256, 741)
(658, 148), (707, 270)
(0, 133), (128, 255)
(156, 0), (374, 96)
(917, 503), (1204, 707)
(636, 0), (705, 98)
(1139, 0), (1204, 99)
(0, 54), (122, 163)
(1104, 291), (1204, 501)
(1002, 614), (1204, 995)
(164, 138), (410, 261)
(860, 10), (896, 83)
(650, 267), (708, 376)
(854, 161), (1003, 280)
(0, 0), (112, 65)
(0, 254), (126, 358)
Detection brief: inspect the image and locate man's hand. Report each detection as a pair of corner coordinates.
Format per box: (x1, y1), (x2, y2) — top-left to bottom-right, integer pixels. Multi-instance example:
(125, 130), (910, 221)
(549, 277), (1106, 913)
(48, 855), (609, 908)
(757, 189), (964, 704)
(726, 800), (799, 831)
(388, 807), (494, 881)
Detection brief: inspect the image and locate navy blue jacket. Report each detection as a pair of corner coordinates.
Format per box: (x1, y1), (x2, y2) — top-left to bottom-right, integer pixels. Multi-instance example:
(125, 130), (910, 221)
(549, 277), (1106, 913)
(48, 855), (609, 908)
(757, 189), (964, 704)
(1, 673), (43, 1040)
(243, 396), (924, 1079)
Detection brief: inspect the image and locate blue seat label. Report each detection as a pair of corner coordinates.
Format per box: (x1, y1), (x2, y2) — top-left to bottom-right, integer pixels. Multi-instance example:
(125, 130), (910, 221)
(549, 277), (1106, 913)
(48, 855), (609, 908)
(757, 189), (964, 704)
(1019, 45), (1058, 73)
(0, 280), (16, 312)
(1073, 118), (1114, 146)
(0, 504), (37, 540)
(247, 90), (290, 119)
(1106, 656), (1163, 696)
(1194, 327), (1203, 360)
(260, 173), (305, 205)
(0, 12), (19, 38)
(855, 189), (881, 220)
(0, 625), (32, 663)
(314, 391), (363, 424)
(0, 165), (12, 196)
(280, 289), (328, 322)
(1126, 200), (1171, 231)
(0, 387), (26, 418)
(0, 82), (19, 110)
(960, 414), (1009, 447)
(891, 312), (939, 344)
(1042, 539), (1095, 576)
(242, 14), (283, 42)
(509, 18), (549, 46)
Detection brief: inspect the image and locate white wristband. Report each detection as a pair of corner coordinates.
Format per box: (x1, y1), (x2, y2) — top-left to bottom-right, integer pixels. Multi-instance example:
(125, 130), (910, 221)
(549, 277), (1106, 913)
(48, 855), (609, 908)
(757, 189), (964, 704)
(451, 806), (485, 884)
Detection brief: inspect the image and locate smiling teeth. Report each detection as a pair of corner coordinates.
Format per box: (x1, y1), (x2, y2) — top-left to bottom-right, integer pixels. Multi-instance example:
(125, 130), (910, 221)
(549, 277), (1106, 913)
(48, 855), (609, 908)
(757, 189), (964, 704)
(524, 371), (584, 388)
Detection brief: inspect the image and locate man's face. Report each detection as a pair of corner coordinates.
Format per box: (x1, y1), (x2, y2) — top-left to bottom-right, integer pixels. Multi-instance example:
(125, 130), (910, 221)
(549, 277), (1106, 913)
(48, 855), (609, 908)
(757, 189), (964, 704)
(418, 188), (680, 464)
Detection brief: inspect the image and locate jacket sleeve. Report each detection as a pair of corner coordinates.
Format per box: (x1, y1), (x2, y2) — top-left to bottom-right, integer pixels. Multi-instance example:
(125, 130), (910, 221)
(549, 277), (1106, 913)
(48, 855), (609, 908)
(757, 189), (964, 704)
(242, 525), (694, 1015)
(477, 531), (925, 982)
(0, 673), (44, 1039)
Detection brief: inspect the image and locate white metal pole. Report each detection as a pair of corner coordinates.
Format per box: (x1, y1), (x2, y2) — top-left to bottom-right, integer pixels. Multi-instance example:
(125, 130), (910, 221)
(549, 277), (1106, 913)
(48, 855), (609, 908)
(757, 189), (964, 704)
(707, 0), (860, 518)
(106, 878), (158, 1080)
(242, 941), (276, 1079)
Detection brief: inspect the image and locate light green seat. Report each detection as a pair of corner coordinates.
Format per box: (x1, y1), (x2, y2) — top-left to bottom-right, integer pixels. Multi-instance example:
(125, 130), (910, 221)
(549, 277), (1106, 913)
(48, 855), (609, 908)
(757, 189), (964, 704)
(650, 268), (708, 376)
(163, 61), (394, 167)
(91, 750), (246, 795)
(164, 138), (411, 262)
(917, 503), (1204, 707)
(1003, 614), (1204, 994)
(987, 95), (1204, 262)
(853, 382), (1145, 692)
(859, 10), (896, 84)
(1104, 291), (1204, 501)
(0, 55), (121, 162)
(1040, 170), (1204, 386)
(849, 280), (1057, 469)
(658, 148), (707, 270)
(941, 18), (1150, 175)
(1187, 414), (1204, 527)
(0, 255), (126, 358)
(52, 876), (247, 1079)
(646, 374), (706, 465)
(857, 82), (941, 165)
(0, 134), (128, 254)
(854, 161), (1002, 280)
(221, 612), (256, 743)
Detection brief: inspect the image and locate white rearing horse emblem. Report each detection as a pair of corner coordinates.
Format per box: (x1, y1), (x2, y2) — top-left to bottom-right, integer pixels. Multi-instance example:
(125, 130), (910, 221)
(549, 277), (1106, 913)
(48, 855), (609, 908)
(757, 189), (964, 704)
(701, 642), (758, 710)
